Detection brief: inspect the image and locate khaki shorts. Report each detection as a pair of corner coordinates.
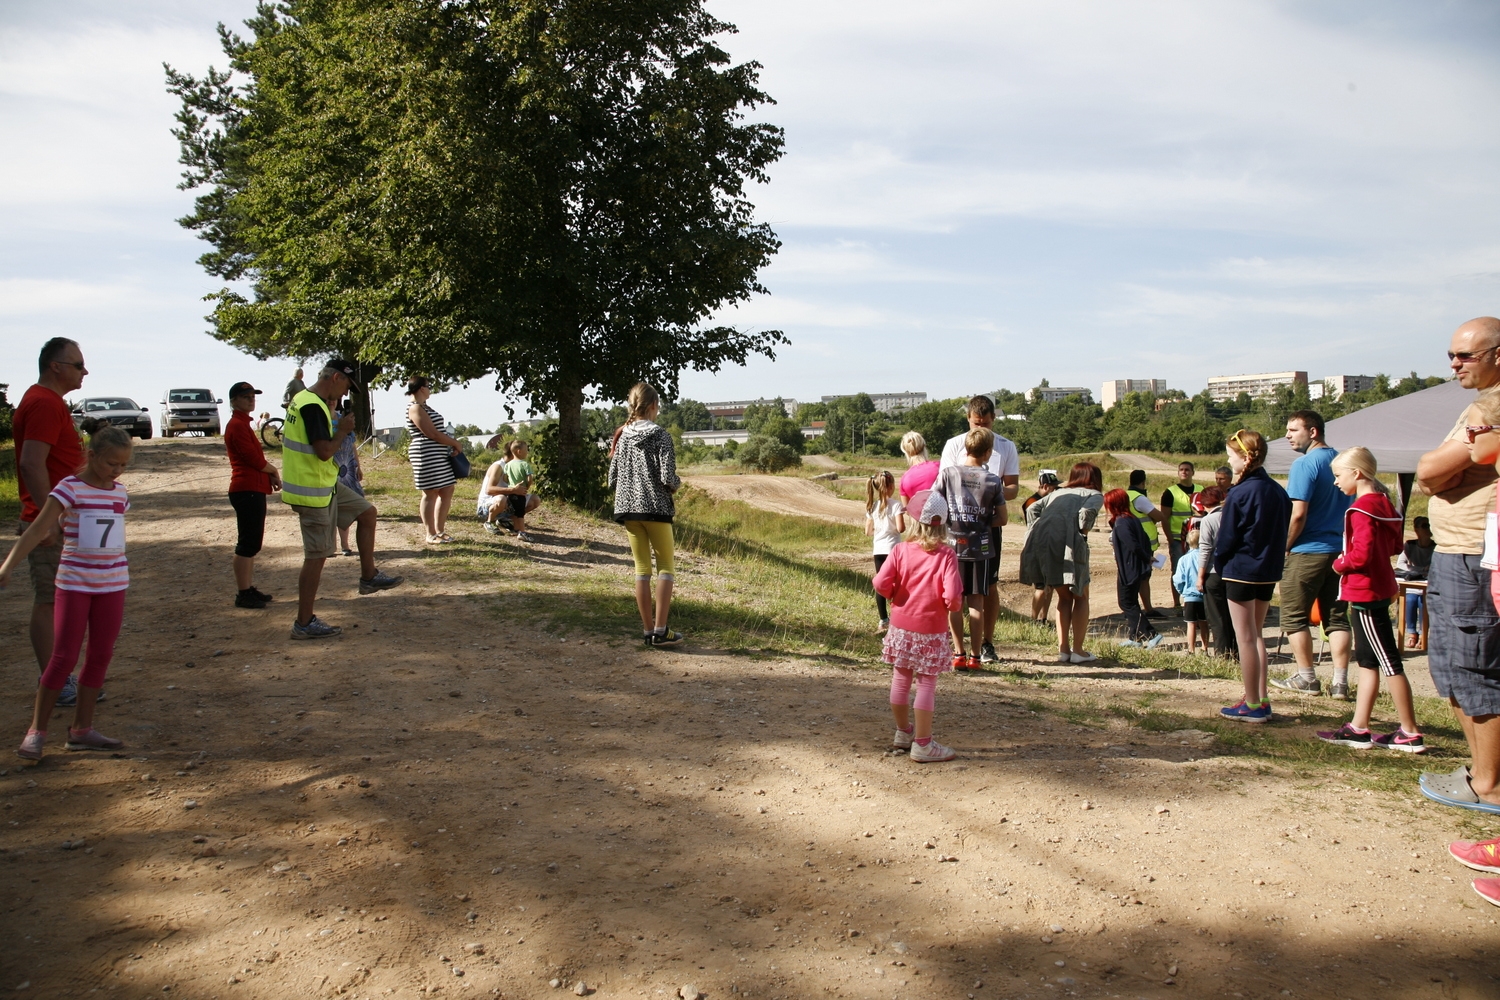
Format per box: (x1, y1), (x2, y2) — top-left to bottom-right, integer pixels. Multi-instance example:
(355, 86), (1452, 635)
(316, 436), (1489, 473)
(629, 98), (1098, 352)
(296, 481), (374, 559)
(1279, 551), (1350, 634)
(25, 531), (61, 601)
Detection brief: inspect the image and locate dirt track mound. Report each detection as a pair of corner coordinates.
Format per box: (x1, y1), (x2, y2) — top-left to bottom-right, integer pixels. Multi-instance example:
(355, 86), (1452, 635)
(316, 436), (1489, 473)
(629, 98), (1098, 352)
(684, 474), (866, 524)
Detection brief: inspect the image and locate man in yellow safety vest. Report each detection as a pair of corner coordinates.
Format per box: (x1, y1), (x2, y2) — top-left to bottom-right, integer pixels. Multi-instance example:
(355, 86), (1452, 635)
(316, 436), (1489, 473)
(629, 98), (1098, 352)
(1159, 462), (1197, 610)
(282, 359), (403, 639)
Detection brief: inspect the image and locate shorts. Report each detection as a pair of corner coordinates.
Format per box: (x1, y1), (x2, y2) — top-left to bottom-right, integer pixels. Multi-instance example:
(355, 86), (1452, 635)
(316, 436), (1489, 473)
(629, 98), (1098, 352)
(1224, 580), (1276, 603)
(988, 528), (1002, 584)
(476, 493), (508, 520)
(1279, 551), (1350, 633)
(508, 493), (530, 520)
(1182, 599), (1205, 623)
(959, 559), (994, 597)
(229, 490), (267, 558)
(295, 481), (373, 559)
(624, 519), (675, 578)
(1349, 600), (1404, 677)
(22, 525), (60, 601)
(1168, 537), (1185, 571)
(1426, 552), (1500, 716)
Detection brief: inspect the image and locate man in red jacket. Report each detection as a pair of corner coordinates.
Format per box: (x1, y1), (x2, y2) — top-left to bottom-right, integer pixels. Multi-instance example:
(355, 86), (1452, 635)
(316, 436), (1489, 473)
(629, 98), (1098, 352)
(13, 338), (87, 703)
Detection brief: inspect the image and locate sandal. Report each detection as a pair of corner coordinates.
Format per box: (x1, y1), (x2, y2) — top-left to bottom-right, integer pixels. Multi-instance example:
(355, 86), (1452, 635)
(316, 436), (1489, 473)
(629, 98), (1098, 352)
(1419, 768), (1500, 814)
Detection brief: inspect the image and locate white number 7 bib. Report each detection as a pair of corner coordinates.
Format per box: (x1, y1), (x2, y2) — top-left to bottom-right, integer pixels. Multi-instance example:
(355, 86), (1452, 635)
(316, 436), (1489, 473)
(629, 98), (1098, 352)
(77, 513), (125, 553)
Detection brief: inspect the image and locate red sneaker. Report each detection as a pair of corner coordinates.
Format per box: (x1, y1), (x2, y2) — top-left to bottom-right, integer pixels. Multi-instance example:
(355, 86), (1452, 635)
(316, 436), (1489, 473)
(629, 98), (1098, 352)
(1449, 838), (1500, 874)
(951, 653), (967, 671)
(966, 655), (983, 671)
(1473, 879), (1500, 908)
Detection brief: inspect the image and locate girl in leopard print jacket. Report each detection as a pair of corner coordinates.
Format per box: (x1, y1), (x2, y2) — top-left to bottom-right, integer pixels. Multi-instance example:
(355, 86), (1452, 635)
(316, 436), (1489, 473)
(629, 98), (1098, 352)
(608, 383), (683, 645)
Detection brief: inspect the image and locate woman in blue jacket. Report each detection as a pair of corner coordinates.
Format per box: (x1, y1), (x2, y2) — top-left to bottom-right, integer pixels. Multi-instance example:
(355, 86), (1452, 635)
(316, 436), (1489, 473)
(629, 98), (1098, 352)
(1215, 429), (1291, 722)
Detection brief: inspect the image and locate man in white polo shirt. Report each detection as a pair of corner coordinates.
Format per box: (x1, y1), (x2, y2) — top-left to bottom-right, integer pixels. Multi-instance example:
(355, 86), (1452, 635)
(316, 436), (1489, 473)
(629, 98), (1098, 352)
(939, 395), (1020, 664)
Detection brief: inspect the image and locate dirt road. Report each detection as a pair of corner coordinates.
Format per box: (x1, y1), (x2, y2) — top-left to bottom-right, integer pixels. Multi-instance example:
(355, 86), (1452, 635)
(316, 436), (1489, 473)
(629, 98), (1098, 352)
(684, 474), (867, 525)
(0, 440), (1494, 999)
(1110, 454), (1179, 472)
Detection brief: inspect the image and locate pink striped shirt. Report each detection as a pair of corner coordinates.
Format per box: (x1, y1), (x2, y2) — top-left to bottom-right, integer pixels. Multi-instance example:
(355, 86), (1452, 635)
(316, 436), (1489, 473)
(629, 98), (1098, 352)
(50, 476), (130, 594)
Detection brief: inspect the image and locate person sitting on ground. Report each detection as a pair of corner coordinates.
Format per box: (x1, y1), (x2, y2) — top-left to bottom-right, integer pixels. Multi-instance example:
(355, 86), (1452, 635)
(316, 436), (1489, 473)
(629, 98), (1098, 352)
(1173, 527), (1207, 654)
(873, 489), (964, 763)
(1019, 462), (1105, 664)
(1397, 515), (1435, 649)
(933, 427), (1005, 672)
(1106, 488), (1162, 649)
(1315, 446), (1425, 754)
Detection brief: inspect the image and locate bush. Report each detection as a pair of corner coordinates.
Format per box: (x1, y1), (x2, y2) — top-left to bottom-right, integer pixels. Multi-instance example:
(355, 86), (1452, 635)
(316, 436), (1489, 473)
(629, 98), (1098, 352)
(738, 435), (801, 473)
(529, 421), (611, 510)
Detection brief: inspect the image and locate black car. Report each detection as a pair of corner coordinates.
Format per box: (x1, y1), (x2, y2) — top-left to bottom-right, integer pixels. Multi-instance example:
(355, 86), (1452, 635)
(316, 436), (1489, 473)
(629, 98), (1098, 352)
(71, 397), (153, 439)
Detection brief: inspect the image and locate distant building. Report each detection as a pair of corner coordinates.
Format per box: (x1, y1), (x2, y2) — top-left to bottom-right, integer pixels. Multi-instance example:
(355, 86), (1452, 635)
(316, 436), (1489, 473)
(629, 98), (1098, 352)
(1100, 379), (1167, 410)
(1205, 371), (1307, 402)
(681, 429), (751, 446)
(1322, 375), (1376, 400)
(703, 398), (797, 422)
(1034, 385), (1093, 405)
(820, 391), (928, 415)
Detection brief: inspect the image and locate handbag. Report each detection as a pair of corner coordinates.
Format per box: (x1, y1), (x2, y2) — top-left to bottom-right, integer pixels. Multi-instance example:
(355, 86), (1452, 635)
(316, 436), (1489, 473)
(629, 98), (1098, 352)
(449, 450), (472, 479)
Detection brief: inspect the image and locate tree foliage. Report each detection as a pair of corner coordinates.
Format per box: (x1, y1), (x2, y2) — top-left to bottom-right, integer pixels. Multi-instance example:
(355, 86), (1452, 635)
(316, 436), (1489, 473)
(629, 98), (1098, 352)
(167, 0), (786, 497)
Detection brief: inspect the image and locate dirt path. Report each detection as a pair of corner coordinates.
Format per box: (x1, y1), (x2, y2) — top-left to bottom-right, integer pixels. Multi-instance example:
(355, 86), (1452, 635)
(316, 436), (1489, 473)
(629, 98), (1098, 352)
(684, 474), (867, 525)
(1110, 453), (1179, 472)
(0, 440), (1494, 1000)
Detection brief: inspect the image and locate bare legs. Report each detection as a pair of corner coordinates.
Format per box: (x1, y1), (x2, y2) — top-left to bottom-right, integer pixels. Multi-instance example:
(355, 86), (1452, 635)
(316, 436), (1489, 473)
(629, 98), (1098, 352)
(1449, 705), (1500, 805)
(233, 554), (255, 590)
(297, 556), (327, 627)
(1228, 599), (1271, 704)
(420, 485), (456, 539)
(1030, 585), (1053, 625)
(1052, 586), (1089, 656)
(949, 597), (984, 657)
(634, 576), (674, 632)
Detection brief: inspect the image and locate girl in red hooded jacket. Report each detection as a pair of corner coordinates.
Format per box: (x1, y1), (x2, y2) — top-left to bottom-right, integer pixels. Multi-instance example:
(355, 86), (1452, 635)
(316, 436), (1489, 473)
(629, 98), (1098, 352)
(1315, 447), (1426, 753)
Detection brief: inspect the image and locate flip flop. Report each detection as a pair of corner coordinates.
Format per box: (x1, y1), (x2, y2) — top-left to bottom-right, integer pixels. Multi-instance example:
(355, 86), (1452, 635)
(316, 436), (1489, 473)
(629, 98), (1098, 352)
(1420, 764), (1470, 790)
(1419, 769), (1500, 814)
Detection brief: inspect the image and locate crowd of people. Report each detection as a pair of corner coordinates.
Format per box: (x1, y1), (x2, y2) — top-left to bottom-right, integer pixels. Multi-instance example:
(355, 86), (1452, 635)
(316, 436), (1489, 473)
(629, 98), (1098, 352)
(6, 325), (1500, 909)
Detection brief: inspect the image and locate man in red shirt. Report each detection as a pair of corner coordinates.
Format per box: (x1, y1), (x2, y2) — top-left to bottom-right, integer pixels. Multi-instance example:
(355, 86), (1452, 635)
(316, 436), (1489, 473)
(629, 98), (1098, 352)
(14, 338), (87, 693)
(224, 381), (282, 607)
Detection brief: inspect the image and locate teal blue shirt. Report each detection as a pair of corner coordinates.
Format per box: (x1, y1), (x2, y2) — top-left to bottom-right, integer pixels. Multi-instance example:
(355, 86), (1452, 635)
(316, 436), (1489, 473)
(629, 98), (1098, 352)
(1286, 446), (1349, 554)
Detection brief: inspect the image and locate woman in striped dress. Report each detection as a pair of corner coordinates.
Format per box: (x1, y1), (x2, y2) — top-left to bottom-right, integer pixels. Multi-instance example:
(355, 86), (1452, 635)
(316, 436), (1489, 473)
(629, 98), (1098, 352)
(405, 377), (463, 543)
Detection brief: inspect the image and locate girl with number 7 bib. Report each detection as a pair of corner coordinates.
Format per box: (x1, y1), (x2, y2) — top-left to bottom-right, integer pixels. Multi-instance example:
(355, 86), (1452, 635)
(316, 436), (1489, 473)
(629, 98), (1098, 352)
(0, 421), (133, 761)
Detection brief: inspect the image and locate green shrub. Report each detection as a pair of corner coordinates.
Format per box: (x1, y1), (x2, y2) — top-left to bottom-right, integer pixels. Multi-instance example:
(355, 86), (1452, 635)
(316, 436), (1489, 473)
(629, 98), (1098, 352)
(530, 421), (611, 510)
(738, 435), (801, 473)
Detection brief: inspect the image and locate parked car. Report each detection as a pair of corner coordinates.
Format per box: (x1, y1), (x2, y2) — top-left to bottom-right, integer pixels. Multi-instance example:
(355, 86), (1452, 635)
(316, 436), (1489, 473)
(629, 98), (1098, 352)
(160, 388), (222, 437)
(70, 396), (153, 439)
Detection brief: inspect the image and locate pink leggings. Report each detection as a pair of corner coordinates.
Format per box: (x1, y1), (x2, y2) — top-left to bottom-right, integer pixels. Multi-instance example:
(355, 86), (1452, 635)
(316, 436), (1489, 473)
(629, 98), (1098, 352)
(41, 588), (125, 691)
(889, 668), (938, 713)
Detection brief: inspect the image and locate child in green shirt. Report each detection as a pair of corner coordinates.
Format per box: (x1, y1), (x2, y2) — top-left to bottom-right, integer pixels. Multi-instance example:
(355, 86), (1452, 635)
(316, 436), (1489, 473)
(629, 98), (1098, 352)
(503, 440), (538, 541)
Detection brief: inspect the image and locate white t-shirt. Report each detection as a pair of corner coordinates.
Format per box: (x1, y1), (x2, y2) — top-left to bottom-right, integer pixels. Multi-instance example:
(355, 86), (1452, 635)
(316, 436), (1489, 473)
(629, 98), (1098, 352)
(938, 431), (1020, 482)
(869, 497), (905, 556)
(1131, 494), (1156, 515)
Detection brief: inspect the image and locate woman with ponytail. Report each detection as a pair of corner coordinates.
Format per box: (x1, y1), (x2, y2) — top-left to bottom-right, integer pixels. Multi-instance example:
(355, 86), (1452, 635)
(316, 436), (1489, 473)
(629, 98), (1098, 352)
(1214, 429), (1291, 722)
(608, 382), (683, 646)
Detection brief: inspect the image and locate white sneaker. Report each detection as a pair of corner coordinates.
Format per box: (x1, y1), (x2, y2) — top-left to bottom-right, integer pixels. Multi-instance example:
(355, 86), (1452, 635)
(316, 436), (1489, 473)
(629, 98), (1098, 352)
(1070, 651), (1098, 664)
(909, 739), (956, 763)
(892, 728), (914, 750)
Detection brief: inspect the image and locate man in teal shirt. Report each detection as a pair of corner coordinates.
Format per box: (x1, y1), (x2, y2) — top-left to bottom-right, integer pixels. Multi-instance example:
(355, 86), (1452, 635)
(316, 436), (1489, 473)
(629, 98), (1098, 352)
(1272, 410), (1353, 698)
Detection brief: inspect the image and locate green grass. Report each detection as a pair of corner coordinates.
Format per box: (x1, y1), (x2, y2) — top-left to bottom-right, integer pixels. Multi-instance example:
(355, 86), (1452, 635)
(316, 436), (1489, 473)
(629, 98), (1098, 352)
(0, 444), (17, 524)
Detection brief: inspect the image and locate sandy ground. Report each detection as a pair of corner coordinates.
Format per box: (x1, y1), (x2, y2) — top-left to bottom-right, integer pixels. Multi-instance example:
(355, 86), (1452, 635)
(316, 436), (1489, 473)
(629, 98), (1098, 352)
(684, 475), (867, 525)
(1109, 455), (1180, 473)
(0, 439), (1495, 1000)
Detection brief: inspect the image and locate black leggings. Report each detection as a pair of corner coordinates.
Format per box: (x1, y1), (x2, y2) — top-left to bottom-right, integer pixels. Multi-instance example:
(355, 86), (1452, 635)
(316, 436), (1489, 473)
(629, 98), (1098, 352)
(1203, 573), (1238, 657)
(1117, 574), (1158, 641)
(230, 491), (267, 558)
(874, 554), (889, 620)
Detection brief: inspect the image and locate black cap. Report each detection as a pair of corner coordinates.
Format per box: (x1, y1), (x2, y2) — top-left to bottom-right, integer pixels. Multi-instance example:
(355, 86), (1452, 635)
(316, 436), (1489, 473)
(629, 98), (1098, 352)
(325, 358), (364, 391)
(1038, 471), (1060, 487)
(229, 382), (261, 399)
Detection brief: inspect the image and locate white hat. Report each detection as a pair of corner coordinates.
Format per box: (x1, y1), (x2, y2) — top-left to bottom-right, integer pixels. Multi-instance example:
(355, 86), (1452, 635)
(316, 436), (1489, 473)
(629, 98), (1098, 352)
(909, 489), (947, 526)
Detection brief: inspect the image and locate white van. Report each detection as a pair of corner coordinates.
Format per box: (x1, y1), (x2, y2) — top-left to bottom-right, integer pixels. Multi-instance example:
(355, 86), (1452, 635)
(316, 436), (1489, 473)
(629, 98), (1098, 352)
(160, 388), (222, 437)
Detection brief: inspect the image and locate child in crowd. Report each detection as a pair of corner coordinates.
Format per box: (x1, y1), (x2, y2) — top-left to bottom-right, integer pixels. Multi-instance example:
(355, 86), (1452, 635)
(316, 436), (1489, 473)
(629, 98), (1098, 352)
(609, 382), (684, 647)
(478, 446), (516, 534)
(1315, 447), (1426, 752)
(333, 400), (363, 556)
(0, 422), (134, 760)
(504, 439), (540, 542)
(874, 489), (964, 762)
(1173, 526), (1207, 653)
(1397, 515), (1434, 648)
(933, 428), (1005, 671)
(864, 471), (905, 634)
(1024, 471), (1060, 626)
(1106, 488), (1163, 649)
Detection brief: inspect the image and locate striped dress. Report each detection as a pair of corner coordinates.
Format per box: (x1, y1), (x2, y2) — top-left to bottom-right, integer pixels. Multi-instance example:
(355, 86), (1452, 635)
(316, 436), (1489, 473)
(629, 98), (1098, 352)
(407, 403), (457, 491)
(50, 476), (130, 593)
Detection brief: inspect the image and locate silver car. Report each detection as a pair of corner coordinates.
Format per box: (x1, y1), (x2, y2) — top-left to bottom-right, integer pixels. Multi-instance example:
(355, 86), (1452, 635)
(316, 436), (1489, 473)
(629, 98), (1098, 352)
(160, 388), (222, 437)
(71, 396), (153, 439)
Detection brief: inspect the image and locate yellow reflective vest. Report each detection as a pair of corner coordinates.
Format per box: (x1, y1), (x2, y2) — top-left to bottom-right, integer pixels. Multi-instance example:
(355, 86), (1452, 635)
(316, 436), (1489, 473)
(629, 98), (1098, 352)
(280, 389), (337, 508)
(1127, 489), (1158, 545)
(1165, 482), (1195, 539)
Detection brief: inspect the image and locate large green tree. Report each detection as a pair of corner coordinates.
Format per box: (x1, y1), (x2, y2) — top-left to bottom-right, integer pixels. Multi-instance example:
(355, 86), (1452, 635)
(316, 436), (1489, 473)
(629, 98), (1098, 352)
(167, 0), (785, 487)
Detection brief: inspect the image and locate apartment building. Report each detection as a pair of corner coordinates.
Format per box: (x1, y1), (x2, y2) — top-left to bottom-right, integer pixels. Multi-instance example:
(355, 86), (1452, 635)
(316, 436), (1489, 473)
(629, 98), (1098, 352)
(821, 391), (928, 414)
(1100, 378), (1167, 410)
(1205, 371), (1307, 402)
(1322, 375), (1377, 400)
(703, 398), (797, 421)
(1034, 385), (1093, 404)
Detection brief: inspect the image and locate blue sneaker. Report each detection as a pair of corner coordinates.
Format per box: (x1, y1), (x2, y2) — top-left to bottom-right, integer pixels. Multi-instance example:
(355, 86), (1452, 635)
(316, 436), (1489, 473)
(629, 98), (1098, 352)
(1144, 633), (1164, 649)
(54, 674), (78, 708)
(290, 615), (343, 640)
(1220, 700), (1272, 723)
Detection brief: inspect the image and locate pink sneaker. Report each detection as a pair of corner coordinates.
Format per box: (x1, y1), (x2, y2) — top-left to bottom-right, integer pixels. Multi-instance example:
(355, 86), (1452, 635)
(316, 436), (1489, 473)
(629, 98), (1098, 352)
(1449, 838), (1500, 874)
(17, 730), (45, 761)
(1473, 879), (1500, 908)
(65, 728), (123, 752)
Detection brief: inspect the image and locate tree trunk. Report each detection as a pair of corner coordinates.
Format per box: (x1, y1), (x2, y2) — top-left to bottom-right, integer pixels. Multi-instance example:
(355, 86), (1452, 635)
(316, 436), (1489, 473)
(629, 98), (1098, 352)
(556, 378), (584, 477)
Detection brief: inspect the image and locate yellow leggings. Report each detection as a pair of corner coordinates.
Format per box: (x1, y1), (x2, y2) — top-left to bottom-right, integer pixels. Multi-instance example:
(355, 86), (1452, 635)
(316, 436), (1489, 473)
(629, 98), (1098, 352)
(624, 520), (675, 579)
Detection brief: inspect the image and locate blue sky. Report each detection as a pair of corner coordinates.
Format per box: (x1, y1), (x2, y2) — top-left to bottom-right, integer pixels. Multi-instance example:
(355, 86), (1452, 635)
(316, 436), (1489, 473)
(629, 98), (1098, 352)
(3, 1), (1497, 428)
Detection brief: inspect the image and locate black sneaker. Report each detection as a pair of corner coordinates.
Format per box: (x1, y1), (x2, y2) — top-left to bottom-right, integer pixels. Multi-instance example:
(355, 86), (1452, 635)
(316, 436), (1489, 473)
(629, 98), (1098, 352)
(979, 642), (999, 664)
(235, 591), (269, 609)
(1144, 609), (1166, 619)
(1316, 722), (1374, 749)
(247, 586), (274, 603)
(650, 629), (684, 647)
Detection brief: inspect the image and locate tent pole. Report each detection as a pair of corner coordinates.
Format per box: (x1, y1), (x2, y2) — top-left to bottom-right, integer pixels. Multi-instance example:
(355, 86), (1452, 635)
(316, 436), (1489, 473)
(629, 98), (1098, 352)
(1399, 472), (1414, 519)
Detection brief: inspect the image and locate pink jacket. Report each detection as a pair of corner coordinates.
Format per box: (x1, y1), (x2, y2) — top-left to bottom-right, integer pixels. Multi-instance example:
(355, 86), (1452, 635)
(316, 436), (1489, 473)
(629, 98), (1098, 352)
(873, 540), (964, 634)
(1332, 491), (1403, 603)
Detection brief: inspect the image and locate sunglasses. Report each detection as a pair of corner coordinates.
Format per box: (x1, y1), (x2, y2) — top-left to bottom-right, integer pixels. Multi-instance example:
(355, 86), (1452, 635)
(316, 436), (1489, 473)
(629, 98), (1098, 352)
(1465, 424), (1497, 442)
(53, 360), (86, 370)
(1449, 347), (1499, 364)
